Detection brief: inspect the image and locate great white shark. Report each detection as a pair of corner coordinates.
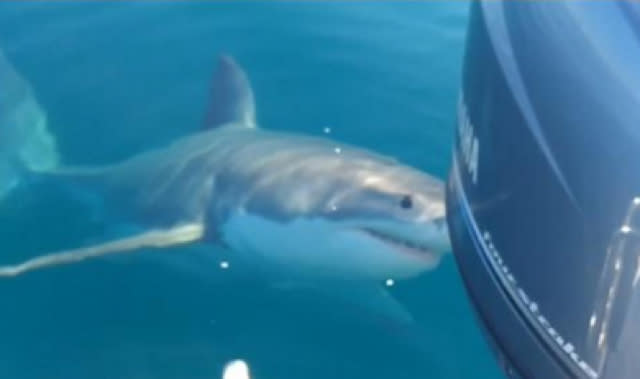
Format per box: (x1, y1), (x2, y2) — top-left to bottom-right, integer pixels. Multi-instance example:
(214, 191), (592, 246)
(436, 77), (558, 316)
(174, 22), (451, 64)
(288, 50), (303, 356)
(0, 54), (450, 323)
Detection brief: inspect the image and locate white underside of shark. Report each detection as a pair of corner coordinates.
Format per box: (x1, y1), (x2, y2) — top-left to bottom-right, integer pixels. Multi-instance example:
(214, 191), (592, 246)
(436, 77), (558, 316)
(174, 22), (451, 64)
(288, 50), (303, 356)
(222, 212), (443, 281)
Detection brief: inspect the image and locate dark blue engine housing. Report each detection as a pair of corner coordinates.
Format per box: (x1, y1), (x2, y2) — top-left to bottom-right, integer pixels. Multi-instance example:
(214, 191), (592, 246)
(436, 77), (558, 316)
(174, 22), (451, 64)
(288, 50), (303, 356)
(446, 2), (640, 378)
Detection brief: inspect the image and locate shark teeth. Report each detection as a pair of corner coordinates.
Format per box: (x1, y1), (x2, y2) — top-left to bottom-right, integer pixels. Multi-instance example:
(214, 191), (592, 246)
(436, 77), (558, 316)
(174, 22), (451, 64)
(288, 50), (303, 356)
(362, 228), (431, 254)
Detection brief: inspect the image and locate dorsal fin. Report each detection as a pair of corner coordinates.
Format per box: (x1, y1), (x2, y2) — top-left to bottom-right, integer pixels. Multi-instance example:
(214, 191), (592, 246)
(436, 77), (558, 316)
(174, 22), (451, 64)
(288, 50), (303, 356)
(202, 54), (257, 130)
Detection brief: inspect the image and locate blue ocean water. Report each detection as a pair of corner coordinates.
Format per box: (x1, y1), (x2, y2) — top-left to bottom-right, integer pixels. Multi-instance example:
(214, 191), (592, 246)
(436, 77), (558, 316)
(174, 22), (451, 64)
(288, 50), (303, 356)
(0, 2), (504, 379)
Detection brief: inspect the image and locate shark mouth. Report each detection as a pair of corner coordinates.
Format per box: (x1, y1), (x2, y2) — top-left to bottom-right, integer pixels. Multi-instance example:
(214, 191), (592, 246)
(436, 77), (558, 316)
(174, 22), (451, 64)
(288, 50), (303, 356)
(360, 228), (436, 260)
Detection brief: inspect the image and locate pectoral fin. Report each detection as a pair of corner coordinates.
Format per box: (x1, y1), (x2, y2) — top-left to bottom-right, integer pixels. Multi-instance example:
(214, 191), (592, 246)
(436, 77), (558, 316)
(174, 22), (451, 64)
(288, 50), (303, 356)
(0, 222), (204, 278)
(336, 282), (415, 325)
(273, 280), (415, 326)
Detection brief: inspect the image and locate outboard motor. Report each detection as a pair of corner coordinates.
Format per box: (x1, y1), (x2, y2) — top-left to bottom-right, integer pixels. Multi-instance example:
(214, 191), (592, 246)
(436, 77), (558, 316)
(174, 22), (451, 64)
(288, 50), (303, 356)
(446, 2), (640, 378)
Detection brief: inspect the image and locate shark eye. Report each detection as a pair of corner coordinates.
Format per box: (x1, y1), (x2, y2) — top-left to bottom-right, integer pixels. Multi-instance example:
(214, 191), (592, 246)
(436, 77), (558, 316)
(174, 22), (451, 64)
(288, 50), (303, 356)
(400, 195), (413, 209)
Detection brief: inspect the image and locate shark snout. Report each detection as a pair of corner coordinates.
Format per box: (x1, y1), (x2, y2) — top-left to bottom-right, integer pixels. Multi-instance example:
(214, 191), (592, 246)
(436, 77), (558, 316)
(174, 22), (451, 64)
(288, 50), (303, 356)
(425, 217), (451, 253)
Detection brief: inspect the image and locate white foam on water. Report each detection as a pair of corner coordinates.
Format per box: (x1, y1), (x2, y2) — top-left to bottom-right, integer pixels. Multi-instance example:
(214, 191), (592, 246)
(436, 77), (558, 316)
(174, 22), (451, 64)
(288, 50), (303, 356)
(222, 360), (251, 379)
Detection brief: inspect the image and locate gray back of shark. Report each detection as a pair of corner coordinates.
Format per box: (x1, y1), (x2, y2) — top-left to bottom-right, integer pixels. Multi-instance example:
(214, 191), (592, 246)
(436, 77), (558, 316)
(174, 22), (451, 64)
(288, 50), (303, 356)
(65, 57), (444, 236)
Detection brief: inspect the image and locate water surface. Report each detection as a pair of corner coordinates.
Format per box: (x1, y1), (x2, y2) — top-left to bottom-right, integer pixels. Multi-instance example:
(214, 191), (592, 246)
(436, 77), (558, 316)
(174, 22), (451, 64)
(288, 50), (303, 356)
(0, 2), (504, 378)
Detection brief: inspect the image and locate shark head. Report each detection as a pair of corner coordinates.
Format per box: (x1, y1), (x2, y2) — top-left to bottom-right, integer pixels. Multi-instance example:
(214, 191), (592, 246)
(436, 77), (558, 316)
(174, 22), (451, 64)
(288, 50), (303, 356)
(217, 148), (451, 282)
(322, 165), (451, 277)
(204, 54), (451, 282)
(309, 163), (451, 281)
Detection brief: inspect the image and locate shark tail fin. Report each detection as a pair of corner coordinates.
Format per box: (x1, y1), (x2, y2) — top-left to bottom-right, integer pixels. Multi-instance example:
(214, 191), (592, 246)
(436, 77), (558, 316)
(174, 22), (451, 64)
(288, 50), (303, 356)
(0, 50), (60, 202)
(202, 54), (257, 130)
